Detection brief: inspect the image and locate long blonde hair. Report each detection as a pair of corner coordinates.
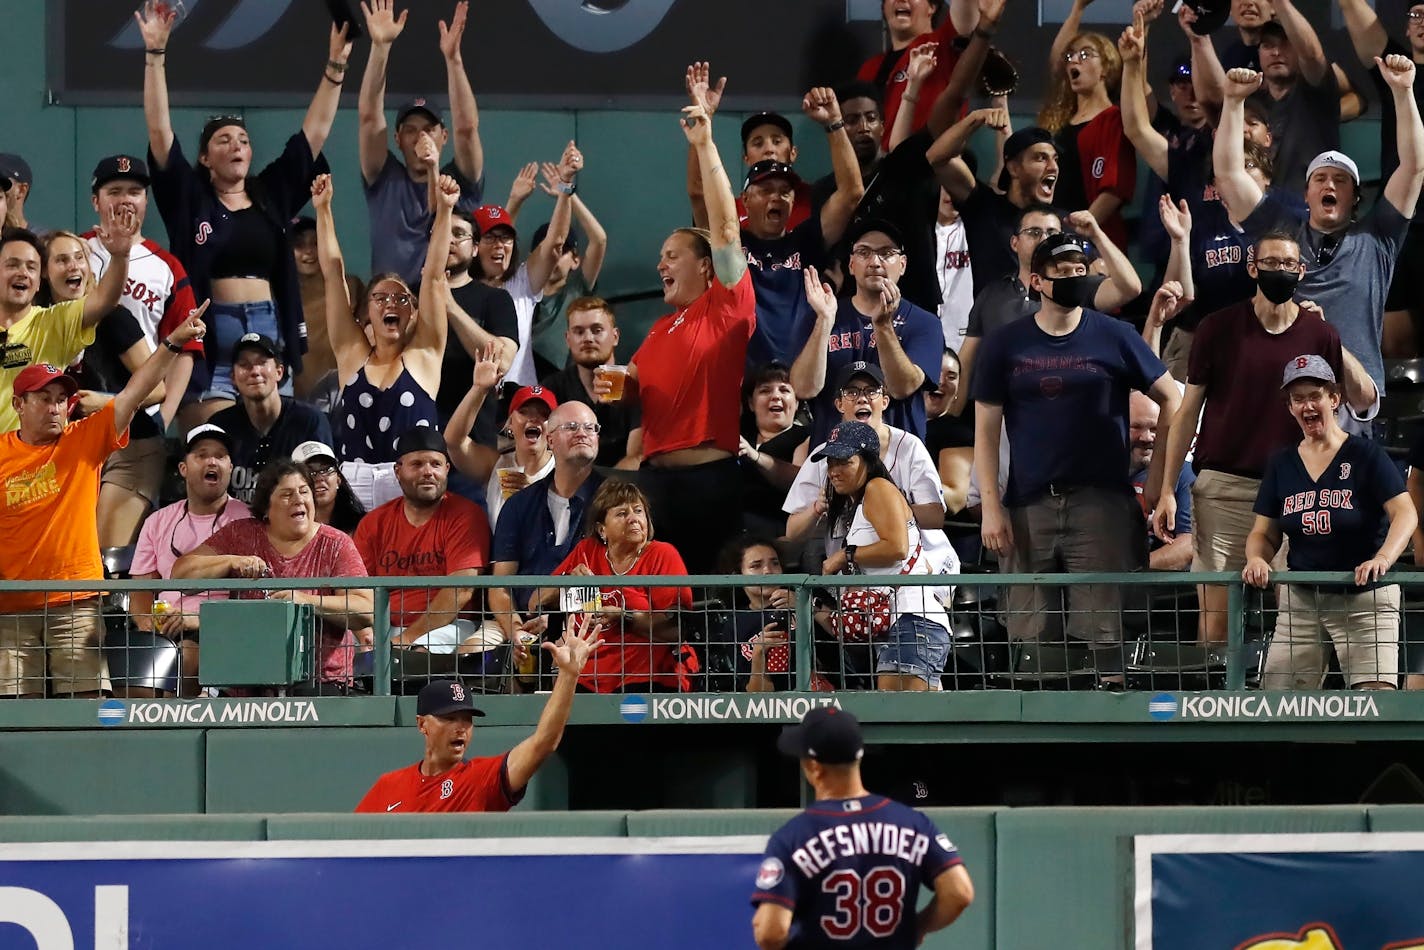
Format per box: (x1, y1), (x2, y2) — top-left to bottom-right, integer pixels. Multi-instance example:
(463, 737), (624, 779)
(39, 231), (97, 305)
(1038, 32), (1122, 134)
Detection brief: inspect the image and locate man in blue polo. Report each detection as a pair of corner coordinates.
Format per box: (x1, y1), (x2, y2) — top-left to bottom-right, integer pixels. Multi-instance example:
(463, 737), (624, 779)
(489, 401), (603, 646)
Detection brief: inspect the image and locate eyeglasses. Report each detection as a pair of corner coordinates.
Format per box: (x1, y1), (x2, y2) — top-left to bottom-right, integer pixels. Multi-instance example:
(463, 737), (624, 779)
(450, 233), (475, 244)
(1016, 226), (1062, 240)
(551, 422), (602, 434)
(1409, 10), (1424, 21)
(1256, 256), (1301, 272)
(370, 292), (414, 306)
(479, 233), (516, 246)
(839, 386), (884, 400)
(850, 247), (903, 262)
(306, 465), (338, 478)
(1064, 48), (1101, 63)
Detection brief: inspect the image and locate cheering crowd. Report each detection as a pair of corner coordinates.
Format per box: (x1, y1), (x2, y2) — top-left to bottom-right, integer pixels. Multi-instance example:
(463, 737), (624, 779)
(3, 0), (1423, 697)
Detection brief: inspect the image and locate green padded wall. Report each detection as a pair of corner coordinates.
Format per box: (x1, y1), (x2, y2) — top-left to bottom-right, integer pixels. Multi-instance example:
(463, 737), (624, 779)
(0, 732), (205, 815)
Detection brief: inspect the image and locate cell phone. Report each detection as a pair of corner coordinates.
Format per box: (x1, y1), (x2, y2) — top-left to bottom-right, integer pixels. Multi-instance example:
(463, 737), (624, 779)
(324, 0), (364, 41)
(769, 610), (793, 631)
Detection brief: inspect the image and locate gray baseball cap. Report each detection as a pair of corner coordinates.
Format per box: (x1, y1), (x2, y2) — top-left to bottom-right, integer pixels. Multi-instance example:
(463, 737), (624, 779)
(1281, 354), (1337, 388)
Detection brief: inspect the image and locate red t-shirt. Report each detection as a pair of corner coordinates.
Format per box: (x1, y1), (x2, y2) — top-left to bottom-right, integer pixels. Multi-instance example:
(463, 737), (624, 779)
(354, 753), (523, 813)
(1188, 301), (1344, 479)
(631, 270), (755, 459)
(203, 519), (368, 683)
(857, 17), (964, 150)
(1069, 107), (1136, 251)
(353, 493), (491, 626)
(552, 538), (695, 693)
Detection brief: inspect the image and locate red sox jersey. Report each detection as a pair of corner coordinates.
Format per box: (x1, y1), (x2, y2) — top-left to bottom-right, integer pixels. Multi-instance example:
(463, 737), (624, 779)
(85, 234), (203, 358)
(354, 754), (524, 813)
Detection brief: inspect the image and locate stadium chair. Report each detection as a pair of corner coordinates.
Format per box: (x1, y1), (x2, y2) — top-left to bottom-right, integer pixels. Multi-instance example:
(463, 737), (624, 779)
(1125, 639), (1229, 691)
(384, 643), (514, 695)
(1375, 388), (1424, 459)
(1004, 641), (1102, 690)
(679, 598), (732, 692)
(942, 581), (1012, 690)
(104, 627), (181, 697)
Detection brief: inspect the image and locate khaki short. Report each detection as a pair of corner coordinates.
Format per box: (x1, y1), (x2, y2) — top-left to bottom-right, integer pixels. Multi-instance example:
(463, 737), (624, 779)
(0, 599), (110, 696)
(1190, 469), (1262, 572)
(1161, 327), (1194, 384)
(101, 435), (167, 505)
(1262, 583), (1401, 688)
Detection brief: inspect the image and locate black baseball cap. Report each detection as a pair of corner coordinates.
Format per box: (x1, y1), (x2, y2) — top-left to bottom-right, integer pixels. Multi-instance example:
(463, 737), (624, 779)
(289, 215), (317, 238)
(998, 127), (1056, 191)
(743, 160), (802, 192)
(845, 217), (906, 251)
(199, 115), (246, 154)
(811, 420), (880, 462)
(1183, 0), (1231, 34)
(1258, 20), (1288, 43)
(395, 426), (448, 458)
(184, 423), (233, 454)
(231, 332), (280, 363)
(777, 707), (864, 764)
(91, 155), (151, 193)
(1030, 231), (1090, 274)
(532, 221), (582, 254)
(832, 360), (886, 392)
(416, 679), (486, 717)
(395, 98), (443, 128)
(741, 112), (794, 147)
(0, 154), (32, 189)
(1169, 56), (1193, 83)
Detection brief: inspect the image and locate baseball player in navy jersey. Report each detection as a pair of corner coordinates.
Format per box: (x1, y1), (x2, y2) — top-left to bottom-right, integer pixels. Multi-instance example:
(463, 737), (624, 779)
(751, 708), (973, 949)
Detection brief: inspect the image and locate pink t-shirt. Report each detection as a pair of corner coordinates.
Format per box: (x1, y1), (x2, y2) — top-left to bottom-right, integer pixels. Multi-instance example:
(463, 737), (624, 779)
(132, 496), (253, 614)
(202, 518), (368, 683)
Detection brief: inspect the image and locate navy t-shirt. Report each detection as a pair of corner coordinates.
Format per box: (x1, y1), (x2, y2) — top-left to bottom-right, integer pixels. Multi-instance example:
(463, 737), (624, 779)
(209, 397), (334, 504)
(1254, 435), (1405, 584)
(1167, 125), (1254, 328)
(972, 309), (1166, 506)
(802, 297), (943, 445)
(751, 794), (962, 949)
(744, 215), (826, 366)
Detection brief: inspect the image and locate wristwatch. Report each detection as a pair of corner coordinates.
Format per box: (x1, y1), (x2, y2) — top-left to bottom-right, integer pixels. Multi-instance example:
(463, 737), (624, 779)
(162, 339), (184, 353)
(843, 544), (858, 571)
(824, 119), (846, 134)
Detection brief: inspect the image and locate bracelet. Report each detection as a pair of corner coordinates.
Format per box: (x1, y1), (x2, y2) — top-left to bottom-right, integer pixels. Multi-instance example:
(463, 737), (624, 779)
(824, 119), (846, 133)
(326, 59), (347, 72)
(753, 449), (763, 465)
(844, 544), (858, 571)
(554, 180), (576, 195)
(323, 71), (343, 85)
(145, 47), (166, 55)
(162, 339), (184, 353)
(973, 26), (996, 39)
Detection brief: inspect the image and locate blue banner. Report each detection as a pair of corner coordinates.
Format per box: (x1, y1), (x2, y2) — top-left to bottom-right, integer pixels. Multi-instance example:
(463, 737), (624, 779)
(1135, 833), (1424, 950)
(0, 838), (764, 949)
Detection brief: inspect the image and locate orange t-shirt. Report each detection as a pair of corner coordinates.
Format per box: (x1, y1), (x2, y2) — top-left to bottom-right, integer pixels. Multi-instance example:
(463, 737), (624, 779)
(0, 402), (127, 612)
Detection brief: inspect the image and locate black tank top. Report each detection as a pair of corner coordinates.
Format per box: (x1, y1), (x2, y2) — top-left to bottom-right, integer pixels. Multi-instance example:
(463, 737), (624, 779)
(210, 206), (280, 280)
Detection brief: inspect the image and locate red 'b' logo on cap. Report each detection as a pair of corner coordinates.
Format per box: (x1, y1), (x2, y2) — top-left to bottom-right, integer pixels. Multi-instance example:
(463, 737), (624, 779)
(116, 157), (131, 173)
(1296, 357), (1308, 368)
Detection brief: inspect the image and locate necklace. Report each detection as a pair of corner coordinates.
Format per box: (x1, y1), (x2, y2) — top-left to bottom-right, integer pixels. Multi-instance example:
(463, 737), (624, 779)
(609, 544), (647, 576)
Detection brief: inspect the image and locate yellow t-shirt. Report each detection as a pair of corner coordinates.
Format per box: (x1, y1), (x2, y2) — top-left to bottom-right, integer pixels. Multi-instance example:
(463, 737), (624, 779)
(0, 299), (95, 433)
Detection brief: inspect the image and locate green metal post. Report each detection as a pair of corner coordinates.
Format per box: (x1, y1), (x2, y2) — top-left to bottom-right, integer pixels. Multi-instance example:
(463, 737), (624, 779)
(373, 588), (392, 697)
(1225, 581), (1245, 690)
(795, 581), (814, 691)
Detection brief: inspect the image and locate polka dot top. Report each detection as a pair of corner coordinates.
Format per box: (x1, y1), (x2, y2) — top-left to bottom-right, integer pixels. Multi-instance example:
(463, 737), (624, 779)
(337, 357), (440, 463)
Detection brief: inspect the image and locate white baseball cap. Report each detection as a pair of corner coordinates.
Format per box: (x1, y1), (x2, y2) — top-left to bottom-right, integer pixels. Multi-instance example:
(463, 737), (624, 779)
(1305, 150), (1359, 186)
(291, 441), (338, 465)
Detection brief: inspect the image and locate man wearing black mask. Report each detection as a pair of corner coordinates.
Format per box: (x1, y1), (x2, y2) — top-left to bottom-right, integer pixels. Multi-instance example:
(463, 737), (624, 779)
(1154, 230), (1378, 644)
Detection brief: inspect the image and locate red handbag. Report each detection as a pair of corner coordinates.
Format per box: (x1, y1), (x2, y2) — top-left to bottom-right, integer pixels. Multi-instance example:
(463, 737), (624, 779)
(831, 542), (922, 643)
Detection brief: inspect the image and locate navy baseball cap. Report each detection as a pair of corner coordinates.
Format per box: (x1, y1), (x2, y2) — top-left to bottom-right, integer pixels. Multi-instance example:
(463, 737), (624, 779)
(811, 420), (880, 462)
(846, 217), (906, 252)
(832, 360), (886, 392)
(743, 160), (801, 192)
(532, 221), (582, 254)
(396, 98), (443, 128)
(1281, 354), (1337, 388)
(0, 154), (32, 189)
(741, 111), (795, 147)
(91, 155), (150, 193)
(231, 332), (280, 363)
(416, 679), (486, 717)
(777, 707), (864, 764)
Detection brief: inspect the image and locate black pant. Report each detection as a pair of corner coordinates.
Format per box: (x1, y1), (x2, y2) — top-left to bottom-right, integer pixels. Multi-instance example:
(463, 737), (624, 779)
(638, 457), (743, 574)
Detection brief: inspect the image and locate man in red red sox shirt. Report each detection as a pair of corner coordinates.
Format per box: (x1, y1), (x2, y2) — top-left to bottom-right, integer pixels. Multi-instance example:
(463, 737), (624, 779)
(354, 623), (603, 813)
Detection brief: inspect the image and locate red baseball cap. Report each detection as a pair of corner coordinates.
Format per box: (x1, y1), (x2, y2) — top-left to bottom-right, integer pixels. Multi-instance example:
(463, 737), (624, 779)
(510, 385), (557, 415)
(13, 363), (79, 398)
(473, 205), (516, 236)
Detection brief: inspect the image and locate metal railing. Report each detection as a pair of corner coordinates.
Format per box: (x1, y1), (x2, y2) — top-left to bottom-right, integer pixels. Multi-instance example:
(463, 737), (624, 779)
(0, 570), (1415, 697)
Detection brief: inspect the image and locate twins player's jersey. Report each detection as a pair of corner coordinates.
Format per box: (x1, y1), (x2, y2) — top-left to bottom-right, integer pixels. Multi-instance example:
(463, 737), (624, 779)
(752, 794), (961, 948)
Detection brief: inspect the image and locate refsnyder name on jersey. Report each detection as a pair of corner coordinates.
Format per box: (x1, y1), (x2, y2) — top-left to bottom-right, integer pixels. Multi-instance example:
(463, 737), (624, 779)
(788, 820), (935, 877)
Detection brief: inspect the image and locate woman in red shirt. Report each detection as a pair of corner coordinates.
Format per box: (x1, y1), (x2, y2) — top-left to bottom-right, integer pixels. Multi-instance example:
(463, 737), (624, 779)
(538, 481), (694, 693)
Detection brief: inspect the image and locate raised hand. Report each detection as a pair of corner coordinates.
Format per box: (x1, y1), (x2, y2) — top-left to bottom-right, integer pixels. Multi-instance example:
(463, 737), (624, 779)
(1066, 209), (1101, 236)
(1377, 53), (1417, 92)
(803, 267), (838, 321)
(681, 103), (712, 146)
(1225, 68), (1263, 101)
(360, 0), (408, 46)
(546, 612), (607, 676)
(438, 1), (468, 62)
(802, 87), (843, 126)
(537, 162), (565, 196)
(970, 107), (1010, 130)
(979, 0), (1006, 31)
(472, 340), (503, 391)
(97, 203), (140, 257)
(1118, 22), (1144, 64)
(1133, 0), (1164, 24)
(134, 0), (177, 49)
(414, 130), (439, 169)
(1177, 2), (1200, 34)
(685, 61), (726, 116)
(435, 174), (460, 209)
(329, 21), (353, 65)
(509, 162), (538, 202)
(168, 300), (209, 346)
(557, 141), (584, 183)
(905, 43), (938, 87)
(1147, 280), (1188, 327)
(1158, 195), (1192, 242)
(311, 173), (334, 208)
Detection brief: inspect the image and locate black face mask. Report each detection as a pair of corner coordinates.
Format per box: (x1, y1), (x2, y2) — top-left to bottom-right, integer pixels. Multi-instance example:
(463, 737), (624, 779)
(1043, 274), (1094, 309)
(1255, 269), (1300, 305)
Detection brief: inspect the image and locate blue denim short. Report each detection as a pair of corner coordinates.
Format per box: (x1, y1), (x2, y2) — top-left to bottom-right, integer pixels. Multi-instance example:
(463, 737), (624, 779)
(875, 614), (951, 688)
(200, 299), (294, 401)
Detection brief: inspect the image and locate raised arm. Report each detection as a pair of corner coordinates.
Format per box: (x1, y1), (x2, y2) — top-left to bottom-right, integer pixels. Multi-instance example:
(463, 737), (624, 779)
(1212, 70), (1267, 224)
(301, 24), (354, 158)
(682, 82), (743, 286)
(1337, 0), (1389, 66)
(409, 175), (458, 359)
(683, 62), (726, 232)
(1068, 210), (1142, 309)
(790, 268), (838, 399)
(928, 108), (1006, 202)
(504, 618), (604, 796)
(311, 175), (370, 378)
(358, 0), (408, 184)
(807, 88), (866, 245)
(1118, 14), (1168, 180)
(927, 0), (1005, 137)
(444, 343), (502, 482)
(1380, 55), (1424, 217)
(504, 163), (537, 221)
(526, 149), (579, 291)
(1049, 0), (1090, 77)
(1274, 0), (1330, 86)
(570, 196), (608, 286)
(1141, 279), (1189, 357)
(1183, 5), (1226, 117)
(439, 2), (484, 184)
(136, 1), (176, 166)
(84, 204), (140, 328)
(891, 45), (939, 150)
(113, 301), (207, 436)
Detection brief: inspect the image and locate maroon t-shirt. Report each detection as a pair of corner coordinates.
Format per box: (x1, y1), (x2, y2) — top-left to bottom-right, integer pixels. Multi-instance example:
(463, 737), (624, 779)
(1187, 301), (1343, 478)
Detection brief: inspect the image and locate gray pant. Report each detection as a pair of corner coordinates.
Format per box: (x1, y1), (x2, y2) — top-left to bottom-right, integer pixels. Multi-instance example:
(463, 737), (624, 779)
(1004, 486), (1147, 646)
